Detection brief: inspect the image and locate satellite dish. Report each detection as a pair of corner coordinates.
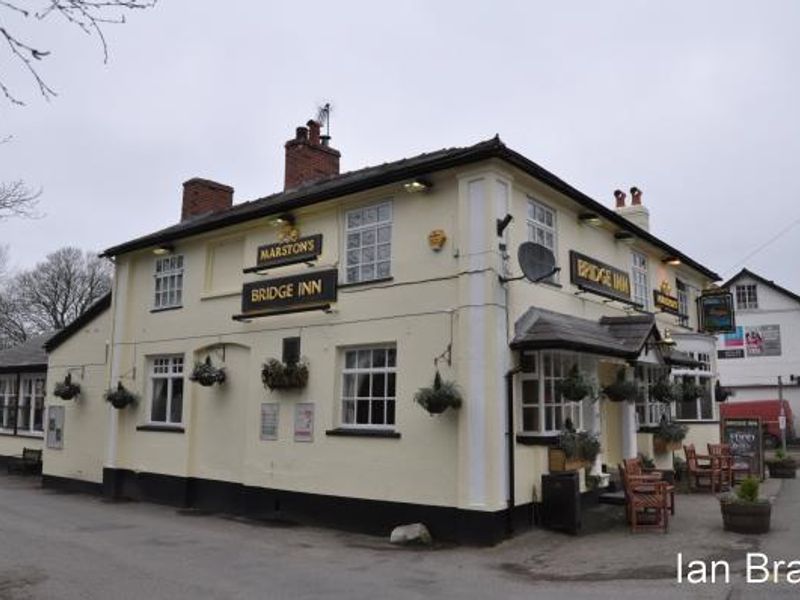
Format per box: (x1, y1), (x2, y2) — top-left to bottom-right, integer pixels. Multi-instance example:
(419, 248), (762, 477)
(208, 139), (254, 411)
(518, 242), (556, 282)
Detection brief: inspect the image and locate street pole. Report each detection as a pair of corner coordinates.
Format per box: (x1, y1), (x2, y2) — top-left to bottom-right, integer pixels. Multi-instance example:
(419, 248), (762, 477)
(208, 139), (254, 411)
(778, 375), (787, 454)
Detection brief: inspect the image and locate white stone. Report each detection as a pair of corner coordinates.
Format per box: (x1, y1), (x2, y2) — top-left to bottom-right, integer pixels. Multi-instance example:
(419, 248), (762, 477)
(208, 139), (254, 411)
(389, 523), (433, 546)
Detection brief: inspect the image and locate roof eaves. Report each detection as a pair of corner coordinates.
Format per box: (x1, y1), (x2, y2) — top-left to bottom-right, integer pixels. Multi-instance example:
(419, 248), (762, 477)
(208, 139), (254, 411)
(44, 292), (112, 353)
(722, 268), (800, 305)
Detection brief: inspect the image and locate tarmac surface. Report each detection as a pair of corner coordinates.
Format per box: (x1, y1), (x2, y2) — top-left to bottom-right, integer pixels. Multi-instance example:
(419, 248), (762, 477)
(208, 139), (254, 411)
(0, 472), (797, 599)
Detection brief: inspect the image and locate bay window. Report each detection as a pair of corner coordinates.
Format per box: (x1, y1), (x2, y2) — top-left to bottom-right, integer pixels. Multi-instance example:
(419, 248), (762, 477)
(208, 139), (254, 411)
(674, 353), (714, 421)
(635, 364), (670, 427)
(520, 351), (587, 434)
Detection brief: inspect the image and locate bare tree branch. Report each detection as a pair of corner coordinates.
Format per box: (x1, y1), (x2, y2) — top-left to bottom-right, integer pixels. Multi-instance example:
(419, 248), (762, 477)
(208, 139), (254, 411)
(1, 0), (157, 105)
(0, 180), (41, 219)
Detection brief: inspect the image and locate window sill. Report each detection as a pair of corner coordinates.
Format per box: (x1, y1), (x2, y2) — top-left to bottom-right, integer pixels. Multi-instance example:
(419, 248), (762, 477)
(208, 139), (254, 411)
(637, 426), (661, 434)
(515, 433), (559, 446)
(338, 277), (394, 290)
(150, 305), (183, 314)
(674, 420), (719, 425)
(0, 430), (43, 439)
(325, 428), (400, 439)
(136, 424), (185, 433)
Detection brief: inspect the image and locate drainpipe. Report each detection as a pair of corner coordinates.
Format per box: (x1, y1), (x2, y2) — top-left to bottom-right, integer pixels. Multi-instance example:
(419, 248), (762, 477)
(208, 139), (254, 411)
(505, 365), (522, 535)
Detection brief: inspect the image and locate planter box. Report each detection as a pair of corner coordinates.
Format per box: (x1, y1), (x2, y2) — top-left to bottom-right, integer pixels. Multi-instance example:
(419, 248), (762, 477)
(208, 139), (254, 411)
(653, 438), (682, 454)
(548, 448), (589, 472)
(720, 501), (771, 534)
(766, 462), (797, 479)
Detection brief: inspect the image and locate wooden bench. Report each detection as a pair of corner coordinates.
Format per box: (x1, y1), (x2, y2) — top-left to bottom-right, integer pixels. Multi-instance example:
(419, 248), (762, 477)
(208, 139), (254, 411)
(6, 448), (42, 475)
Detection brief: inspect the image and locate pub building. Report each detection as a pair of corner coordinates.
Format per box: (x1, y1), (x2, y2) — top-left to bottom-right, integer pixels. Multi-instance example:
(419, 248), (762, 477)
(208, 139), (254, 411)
(40, 120), (724, 544)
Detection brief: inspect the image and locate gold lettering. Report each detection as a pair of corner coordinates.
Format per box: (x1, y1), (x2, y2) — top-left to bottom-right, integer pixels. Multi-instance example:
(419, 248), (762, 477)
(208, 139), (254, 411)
(298, 279), (322, 297)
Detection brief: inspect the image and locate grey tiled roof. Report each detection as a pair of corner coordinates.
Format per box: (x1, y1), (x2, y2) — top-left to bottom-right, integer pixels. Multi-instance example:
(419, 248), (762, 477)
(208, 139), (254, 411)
(0, 333), (52, 371)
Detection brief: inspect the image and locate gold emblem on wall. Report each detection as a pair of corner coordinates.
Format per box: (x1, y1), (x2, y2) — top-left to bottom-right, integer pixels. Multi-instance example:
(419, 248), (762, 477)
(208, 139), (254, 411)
(278, 224), (300, 243)
(660, 280), (673, 296)
(428, 229), (447, 251)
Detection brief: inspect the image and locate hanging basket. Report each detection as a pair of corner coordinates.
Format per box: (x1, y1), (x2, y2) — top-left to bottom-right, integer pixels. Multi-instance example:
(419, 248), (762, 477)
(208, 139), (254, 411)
(651, 377), (681, 404)
(261, 358), (309, 391)
(414, 371), (462, 415)
(53, 373), (81, 400)
(715, 380), (733, 403)
(190, 356), (226, 387)
(104, 382), (138, 410)
(556, 365), (595, 402)
(602, 369), (643, 403)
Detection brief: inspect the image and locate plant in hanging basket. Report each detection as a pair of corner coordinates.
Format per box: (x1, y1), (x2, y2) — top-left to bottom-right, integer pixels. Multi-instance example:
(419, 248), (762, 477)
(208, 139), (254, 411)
(261, 358), (309, 391)
(53, 373), (81, 400)
(414, 371), (462, 415)
(651, 377), (682, 404)
(679, 380), (706, 403)
(602, 369), (643, 403)
(556, 365), (596, 402)
(103, 383), (138, 410)
(189, 356), (226, 387)
(551, 430), (601, 471)
(715, 380), (733, 402)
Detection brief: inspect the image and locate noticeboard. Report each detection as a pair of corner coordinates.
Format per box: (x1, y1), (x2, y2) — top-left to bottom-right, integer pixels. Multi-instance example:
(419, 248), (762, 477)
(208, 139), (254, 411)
(721, 417), (764, 480)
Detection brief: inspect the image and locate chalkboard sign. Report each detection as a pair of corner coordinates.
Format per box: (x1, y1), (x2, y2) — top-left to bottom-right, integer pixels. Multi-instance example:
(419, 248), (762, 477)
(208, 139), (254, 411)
(721, 417), (764, 480)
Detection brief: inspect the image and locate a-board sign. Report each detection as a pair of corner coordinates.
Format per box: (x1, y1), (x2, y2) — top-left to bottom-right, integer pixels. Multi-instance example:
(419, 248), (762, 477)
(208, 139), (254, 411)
(241, 268), (337, 315)
(721, 417), (764, 480)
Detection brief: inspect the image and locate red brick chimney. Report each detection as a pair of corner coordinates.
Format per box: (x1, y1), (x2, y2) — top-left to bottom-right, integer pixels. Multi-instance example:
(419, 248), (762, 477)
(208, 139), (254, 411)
(284, 119), (340, 190)
(613, 189), (626, 208)
(181, 178), (234, 221)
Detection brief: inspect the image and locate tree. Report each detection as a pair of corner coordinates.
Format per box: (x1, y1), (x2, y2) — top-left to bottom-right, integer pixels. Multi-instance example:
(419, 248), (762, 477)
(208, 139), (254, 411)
(1, 1), (158, 105)
(0, 136), (41, 219)
(10, 247), (112, 334)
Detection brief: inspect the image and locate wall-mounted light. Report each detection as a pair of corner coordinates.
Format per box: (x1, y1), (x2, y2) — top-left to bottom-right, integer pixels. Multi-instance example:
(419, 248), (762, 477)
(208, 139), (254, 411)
(152, 244), (174, 255)
(578, 213), (602, 227)
(267, 213), (295, 228)
(496, 213), (513, 237)
(614, 231), (635, 245)
(403, 178), (432, 193)
(662, 256), (682, 266)
(661, 328), (677, 347)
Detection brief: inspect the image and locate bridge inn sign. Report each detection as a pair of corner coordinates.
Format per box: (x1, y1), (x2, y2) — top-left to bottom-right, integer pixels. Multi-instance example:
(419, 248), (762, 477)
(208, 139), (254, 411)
(238, 268), (338, 317)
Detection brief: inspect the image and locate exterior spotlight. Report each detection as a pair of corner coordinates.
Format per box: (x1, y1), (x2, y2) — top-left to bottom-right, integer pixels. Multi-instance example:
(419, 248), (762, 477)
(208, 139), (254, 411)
(403, 178), (431, 193)
(153, 244), (174, 255)
(662, 256), (681, 266)
(614, 231), (636, 245)
(496, 214), (513, 237)
(579, 213), (602, 227)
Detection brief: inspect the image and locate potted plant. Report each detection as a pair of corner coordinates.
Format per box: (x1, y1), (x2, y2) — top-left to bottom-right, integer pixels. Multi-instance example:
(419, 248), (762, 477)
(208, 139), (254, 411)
(651, 377), (681, 404)
(680, 380), (706, 403)
(261, 358), (309, 391)
(765, 448), (797, 479)
(53, 373), (81, 400)
(549, 429), (601, 472)
(103, 382), (138, 410)
(556, 365), (595, 402)
(653, 418), (688, 454)
(602, 369), (643, 403)
(189, 356), (226, 387)
(414, 371), (462, 415)
(720, 476), (771, 534)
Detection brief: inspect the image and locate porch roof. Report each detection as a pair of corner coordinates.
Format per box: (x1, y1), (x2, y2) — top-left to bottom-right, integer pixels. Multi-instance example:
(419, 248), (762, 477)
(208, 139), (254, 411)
(510, 308), (659, 359)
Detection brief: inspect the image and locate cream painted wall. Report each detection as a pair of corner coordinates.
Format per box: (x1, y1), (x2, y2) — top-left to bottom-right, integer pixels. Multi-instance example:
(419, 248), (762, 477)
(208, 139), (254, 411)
(43, 308), (111, 484)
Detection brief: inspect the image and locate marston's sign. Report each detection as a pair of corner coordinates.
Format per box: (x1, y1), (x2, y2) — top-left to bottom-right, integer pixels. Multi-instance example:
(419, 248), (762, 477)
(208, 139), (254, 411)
(569, 251), (633, 305)
(242, 269), (337, 314)
(654, 290), (680, 316)
(256, 234), (322, 269)
(698, 291), (736, 334)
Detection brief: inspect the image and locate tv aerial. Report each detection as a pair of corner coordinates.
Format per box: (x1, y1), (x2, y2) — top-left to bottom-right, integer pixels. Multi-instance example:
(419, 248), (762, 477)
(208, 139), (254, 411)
(499, 242), (560, 284)
(316, 102), (332, 138)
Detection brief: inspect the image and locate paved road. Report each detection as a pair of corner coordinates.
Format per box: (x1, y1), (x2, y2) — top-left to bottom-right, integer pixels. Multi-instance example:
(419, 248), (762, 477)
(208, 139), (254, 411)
(0, 475), (796, 599)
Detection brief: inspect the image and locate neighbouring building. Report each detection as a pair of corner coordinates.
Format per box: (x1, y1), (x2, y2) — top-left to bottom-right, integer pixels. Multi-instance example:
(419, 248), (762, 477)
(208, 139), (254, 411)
(41, 120), (723, 544)
(0, 333), (51, 462)
(717, 268), (800, 434)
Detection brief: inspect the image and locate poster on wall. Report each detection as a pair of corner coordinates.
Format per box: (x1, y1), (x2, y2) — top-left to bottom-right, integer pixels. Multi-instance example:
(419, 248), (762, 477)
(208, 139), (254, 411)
(294, 403), (314, 442)
(46, 406), (64, 450)
(744, 325), (782, 357)
(260, 403), (279, 441)
(717, 326), (745, 359)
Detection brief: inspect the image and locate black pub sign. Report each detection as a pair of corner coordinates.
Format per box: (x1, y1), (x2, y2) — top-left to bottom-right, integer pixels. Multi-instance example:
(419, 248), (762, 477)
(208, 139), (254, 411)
(698, 291), (736, 334)
(242, 269), (337, 314)
(653, 290), (680, 316)
(256, 234), (322, 269)
(569, 251), (633, 305)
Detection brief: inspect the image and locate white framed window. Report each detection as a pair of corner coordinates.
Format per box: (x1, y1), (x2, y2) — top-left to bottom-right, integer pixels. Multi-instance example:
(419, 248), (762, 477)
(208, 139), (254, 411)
(154, 255), (184, 309)
(631, 251), (649, 310)
(17, 375), (45, 433)
(341, 345), (396, 428)
(526, 197), (557, 267)
(0, 376), (16, 430)
(520, 351), (585, 434)
(676, 279), (689, 327)
(635, 364), (670, 427)
(674, 353), (714, 421)
(735, 284), (758, 310)
(148, 355), (184, 425)
(344, 202), (392, 284)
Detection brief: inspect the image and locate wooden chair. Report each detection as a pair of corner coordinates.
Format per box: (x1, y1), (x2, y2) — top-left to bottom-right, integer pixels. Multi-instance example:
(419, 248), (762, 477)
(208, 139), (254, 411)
(619, 463), (669, 533)
(709, 443), (751, 485)
(683, 444), (722, 493)
(622, 458), (675, 515)
(7, 448), (42, 475)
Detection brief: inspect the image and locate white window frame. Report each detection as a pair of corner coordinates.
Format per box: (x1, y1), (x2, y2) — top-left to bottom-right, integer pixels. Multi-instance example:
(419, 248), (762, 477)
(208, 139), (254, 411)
(0, 376), (16, 432)
(519, 351), (585, 435)
(635, 364), (670, 427)
(344, 201), (392, 284)
(148, 355), (185, 425)
(17, 375), (45, 434)
(526, 197), (558, 279)
(673, 353), (714, 422)
(631, 251), (649, 310)
(735, 284), (758, 310)
(340, 345), (397, 429)
(153, 254), (184, 310)
(676, 279), (690, 327)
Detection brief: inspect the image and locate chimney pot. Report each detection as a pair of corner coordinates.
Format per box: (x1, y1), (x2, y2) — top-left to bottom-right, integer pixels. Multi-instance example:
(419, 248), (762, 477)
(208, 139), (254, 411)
(630, 186), (642, 206)
(295, 126), (308, 141)
(181, 178), (233, 221)
(307, 120), (321, 145)
(284, 120), (341, 190)
(613, 189), (626, 208)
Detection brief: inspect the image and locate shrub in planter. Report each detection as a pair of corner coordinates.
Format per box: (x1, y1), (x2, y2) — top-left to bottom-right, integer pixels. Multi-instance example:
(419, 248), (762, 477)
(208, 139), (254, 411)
(602, 369), (643, 403)
(766, 449), (797, 479)
(654, 418), (688, 453)
(190, 356), (226, 387)
(53, 373), (81, 400)
(720, 476), (771, 534)
(261, 358), (309, 391)
(414, 371), (462, 415)
(103, 383), (138, 410)
(558, 430), (601, 463)
(556, 365), (595, 402)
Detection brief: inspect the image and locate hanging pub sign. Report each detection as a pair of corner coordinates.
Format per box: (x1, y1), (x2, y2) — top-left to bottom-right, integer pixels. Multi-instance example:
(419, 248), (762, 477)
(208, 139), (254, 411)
(653, 281), (680, 316)
(697, 290), (736, 334)
(252, 234), (323, 271)
(569, 251), (634, 305)
(241, 268), (337, 315)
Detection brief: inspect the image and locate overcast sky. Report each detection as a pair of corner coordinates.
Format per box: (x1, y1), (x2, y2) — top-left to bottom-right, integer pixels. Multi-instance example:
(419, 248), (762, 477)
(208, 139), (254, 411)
(2, 1), (799, 290)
